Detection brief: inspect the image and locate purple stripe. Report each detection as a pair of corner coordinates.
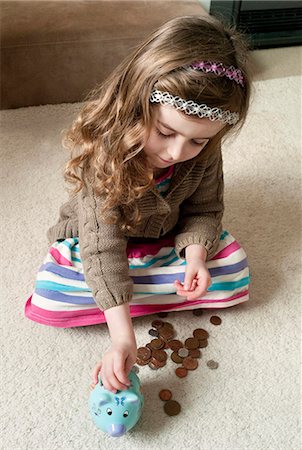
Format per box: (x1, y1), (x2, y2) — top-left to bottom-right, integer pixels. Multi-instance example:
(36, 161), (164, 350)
(35, 288), (95, 305)
(40, 262), (85, 281)
(131, 258), (248, 284)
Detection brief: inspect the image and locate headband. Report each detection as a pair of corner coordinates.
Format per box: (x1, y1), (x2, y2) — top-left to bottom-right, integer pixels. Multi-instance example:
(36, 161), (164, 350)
(149, 60), (244, 125)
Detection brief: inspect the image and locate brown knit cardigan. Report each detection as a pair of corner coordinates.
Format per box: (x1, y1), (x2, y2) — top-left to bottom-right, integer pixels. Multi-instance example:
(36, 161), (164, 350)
(47, 142), (224, 311)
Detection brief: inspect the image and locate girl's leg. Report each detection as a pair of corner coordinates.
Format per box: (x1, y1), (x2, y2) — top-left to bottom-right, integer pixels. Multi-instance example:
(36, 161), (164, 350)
(25, 231), (250, 328)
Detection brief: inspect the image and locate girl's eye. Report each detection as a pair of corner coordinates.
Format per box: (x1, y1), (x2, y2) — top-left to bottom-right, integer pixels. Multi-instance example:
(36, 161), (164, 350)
(155, 128), (205, 146)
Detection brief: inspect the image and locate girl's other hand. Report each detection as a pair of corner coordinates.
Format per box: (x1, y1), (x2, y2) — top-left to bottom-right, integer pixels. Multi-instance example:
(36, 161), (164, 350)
(90, 339), (137, 393)
(174, 261), (211, 300)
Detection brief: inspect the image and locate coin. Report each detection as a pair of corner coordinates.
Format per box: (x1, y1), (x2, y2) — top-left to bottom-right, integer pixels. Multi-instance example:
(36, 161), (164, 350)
(168, 339), (184, 351)
(178, 347), (189, 358)
(207, 360), (219, 369)
(183, 356), (198, 370)
(150, 357), (166, 368)
(210, 316), (222, 325)
(132, 365), (139, 374)
(136, 358), (149, 366)
(152, 349), (168, 363)
(198, 339), (208, 348)
(189, 349), (201, 358)
(148, 328), (159, 337)
(150, 338), (165, 350)
(171, 351), (184, 364)
(137, 346), (152, 361)
(185, 337), (199, 349)
(164, 400), (181, 416)
(163, 322), (174, 330)
(159, 327), (174, 341)
(175, 367), (188, 378)
(157, 312), (169, 317)
(192, 308), (203, 316)
(151, 319), (164, 329)
(159, 389), (172, 401)
(193, 328), (209, 340)
(148, 361), (159, 370)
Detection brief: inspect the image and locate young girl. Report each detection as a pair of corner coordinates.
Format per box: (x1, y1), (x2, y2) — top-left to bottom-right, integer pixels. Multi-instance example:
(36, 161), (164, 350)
(25, 15), (253, 394)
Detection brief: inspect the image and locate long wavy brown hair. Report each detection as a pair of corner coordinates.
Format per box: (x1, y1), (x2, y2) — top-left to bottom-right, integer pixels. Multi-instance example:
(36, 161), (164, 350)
(62, 14), (255, 232)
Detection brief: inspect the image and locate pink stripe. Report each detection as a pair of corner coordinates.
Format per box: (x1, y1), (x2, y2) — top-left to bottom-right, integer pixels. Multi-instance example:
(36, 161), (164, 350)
(25, 290), (248, 328)
(154, 165), (174, 183)
(126, 236), (175, 258)
(49, 247), (73, 266)
(211, 241), (241, 260)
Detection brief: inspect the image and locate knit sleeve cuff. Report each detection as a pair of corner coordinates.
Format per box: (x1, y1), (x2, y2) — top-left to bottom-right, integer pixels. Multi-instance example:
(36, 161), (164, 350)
(174, 231), (221, 261)
(93, 290), (133, 312)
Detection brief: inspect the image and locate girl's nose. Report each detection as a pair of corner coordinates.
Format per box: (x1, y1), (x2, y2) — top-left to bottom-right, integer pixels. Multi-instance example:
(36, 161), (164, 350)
(167, 141), (185, 161)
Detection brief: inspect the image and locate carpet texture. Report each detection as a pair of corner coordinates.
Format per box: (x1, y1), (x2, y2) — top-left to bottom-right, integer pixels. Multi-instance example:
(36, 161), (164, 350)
(1, 47), (301, 449)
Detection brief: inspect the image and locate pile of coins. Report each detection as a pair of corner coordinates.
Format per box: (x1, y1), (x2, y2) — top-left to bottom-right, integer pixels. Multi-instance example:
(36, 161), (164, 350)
(135, 310), (222, 416)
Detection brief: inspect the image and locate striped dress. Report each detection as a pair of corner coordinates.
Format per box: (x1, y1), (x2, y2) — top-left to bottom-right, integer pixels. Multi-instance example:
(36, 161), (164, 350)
(25, 166), (250, 328)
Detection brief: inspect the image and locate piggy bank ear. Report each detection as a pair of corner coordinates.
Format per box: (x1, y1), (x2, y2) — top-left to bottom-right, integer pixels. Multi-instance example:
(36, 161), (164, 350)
(125, 392), (140, 405)
(97, 392), (112, 407)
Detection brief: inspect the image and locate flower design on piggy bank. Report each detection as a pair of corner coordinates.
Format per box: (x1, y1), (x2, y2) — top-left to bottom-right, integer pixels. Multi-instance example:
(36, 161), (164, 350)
(88, 368), (144, 437)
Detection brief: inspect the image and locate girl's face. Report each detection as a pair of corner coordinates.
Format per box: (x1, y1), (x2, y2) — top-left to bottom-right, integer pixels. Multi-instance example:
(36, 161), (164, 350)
(144, 105), (226, 169)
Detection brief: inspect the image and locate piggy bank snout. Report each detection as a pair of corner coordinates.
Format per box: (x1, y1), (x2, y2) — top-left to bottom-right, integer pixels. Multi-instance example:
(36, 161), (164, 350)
(108, 423), (127, 437)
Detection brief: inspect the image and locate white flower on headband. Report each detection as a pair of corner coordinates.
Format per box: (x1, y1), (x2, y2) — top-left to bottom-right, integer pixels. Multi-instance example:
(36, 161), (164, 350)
(149, 90), (239, 125)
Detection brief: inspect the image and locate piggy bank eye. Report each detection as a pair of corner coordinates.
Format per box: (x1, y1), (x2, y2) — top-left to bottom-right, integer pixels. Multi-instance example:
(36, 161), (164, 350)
(123, 410), (129, 418)
(106, 408), (112, 415)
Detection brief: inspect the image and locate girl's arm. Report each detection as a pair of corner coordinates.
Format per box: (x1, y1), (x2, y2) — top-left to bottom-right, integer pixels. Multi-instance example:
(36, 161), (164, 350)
(174, 142), (224, 261)
(77, 180), (134, 312)
(104, 303), (136, 344)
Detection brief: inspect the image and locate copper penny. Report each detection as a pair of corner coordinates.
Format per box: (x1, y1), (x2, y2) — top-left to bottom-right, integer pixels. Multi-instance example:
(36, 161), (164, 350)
(164, 400), (181, 416)
(168, 339), (184, 351)
(152, 349), (168, 362)
(163, 322), (174, 330)
(159, 389), (172, 401)
(175, 367), (188, 378)
(157, 312), (169, 317)
(137, 346), (151, 361)
(136, 358), (149, 366)
(150, 338), (165, 350)
(210, 315), (222, 325)
(171, 351), (184, 364)
(184, 337), (199, 350)
(150, 357), (166, 368)
(198, 339), (208, 348)
(151, 319), (164, 329)
(159, 327), (174, 341)
(148, 361), (159, 370)
(189, 349), (201, 358)
(183, 356), (198, 370)
(193, 328), (209, 340)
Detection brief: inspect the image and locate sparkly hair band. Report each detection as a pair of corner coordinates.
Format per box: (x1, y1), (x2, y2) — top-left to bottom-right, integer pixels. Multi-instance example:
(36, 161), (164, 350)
(149, 90), (239, 125)
(188, 61), (245, 88)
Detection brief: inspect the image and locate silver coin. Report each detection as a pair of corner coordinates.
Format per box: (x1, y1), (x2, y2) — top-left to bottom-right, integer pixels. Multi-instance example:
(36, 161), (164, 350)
(131, 365), (140, 374)
(207, 360), (219, 369)
(178, 348), (189, 358)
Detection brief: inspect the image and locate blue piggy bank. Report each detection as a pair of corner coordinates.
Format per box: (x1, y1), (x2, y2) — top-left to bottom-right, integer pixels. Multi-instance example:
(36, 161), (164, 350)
(89, 368), (144, 437)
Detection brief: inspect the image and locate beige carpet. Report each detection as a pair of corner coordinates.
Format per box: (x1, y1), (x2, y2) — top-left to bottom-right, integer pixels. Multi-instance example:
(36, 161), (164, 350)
(1, 46), (301, 449)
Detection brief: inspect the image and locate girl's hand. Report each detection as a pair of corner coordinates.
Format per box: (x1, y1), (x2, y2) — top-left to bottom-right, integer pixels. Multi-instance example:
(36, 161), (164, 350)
(90, 339), (137, 393)
(174, 260), (211, 300)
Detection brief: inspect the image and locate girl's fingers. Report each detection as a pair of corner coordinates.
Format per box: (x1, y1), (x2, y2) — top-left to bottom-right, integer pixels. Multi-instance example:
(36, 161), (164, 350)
(92, 362), (102, 384)
(113, 355), (131, 387)
(104, 360), (127, 393)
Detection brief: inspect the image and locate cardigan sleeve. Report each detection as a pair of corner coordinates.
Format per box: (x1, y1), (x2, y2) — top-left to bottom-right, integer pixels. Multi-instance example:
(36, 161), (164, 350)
(78, 180), (133, 311)
(174, 143), (224, 261)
